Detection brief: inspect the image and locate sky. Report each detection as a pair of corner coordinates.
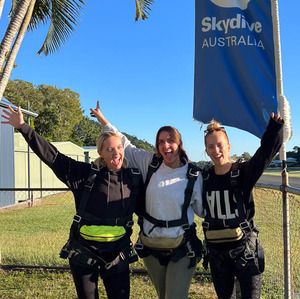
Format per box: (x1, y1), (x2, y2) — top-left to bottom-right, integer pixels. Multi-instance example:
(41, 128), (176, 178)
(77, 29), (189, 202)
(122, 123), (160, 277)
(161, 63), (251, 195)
(0, 0), (299, 162)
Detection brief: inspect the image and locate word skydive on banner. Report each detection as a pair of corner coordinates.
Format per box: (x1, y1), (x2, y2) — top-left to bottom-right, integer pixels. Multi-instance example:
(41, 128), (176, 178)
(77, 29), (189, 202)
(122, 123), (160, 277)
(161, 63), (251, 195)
(193, 0), (277, 138)
(201, 14), (264, 49)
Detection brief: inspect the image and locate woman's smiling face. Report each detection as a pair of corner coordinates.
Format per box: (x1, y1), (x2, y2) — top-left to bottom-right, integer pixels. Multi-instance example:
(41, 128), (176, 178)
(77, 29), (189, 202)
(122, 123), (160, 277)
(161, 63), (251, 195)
(99, 135), (124, 170)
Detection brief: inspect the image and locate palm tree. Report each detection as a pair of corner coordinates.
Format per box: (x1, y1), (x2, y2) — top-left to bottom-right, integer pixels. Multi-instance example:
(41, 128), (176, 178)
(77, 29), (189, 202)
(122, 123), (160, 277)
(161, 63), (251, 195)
(0, 0), (32, 72)
(0, 0), (84, 100)
(0, 0), (155, 100)
(0, 0), (5, 19)
(135, 0), (154, 21)
(0, 0), (36, 98)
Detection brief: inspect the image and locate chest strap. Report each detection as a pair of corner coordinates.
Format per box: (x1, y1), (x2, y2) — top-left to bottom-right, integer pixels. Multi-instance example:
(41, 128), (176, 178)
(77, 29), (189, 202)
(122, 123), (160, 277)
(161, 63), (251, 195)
(71, 165), (140, 237)
(142, 159), (200, 234)
(202, 162), (250, 232)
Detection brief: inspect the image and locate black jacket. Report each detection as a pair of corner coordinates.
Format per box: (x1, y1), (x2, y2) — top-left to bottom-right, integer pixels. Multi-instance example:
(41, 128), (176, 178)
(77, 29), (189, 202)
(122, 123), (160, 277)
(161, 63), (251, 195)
(202, 117), (283, 247)
(19, 124), (144, 250)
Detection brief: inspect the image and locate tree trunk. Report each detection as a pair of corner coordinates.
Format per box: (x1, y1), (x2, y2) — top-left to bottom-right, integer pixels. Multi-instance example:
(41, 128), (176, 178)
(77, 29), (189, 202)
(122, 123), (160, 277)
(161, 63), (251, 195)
(0, 0), (5, 19)
(0, 0), (31, 73)
(0, 0), (36, 99)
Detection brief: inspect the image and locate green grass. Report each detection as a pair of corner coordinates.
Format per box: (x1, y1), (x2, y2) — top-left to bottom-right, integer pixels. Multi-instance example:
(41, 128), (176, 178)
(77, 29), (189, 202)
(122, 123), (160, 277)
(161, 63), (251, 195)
(0, 189), (299, 298)
(264, 169), (300, 177)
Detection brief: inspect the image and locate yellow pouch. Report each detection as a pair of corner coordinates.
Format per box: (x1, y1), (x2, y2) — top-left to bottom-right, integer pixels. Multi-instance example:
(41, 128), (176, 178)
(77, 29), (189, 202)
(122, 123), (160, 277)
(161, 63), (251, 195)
(205, 227), (244, 244)
(139, 232), (184, 249)
(80, 225), (126, 242)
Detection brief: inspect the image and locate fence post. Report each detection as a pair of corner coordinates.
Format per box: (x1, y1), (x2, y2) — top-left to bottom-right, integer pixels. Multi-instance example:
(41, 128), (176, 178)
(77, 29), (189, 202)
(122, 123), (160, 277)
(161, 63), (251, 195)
(281, 160), (291, 299)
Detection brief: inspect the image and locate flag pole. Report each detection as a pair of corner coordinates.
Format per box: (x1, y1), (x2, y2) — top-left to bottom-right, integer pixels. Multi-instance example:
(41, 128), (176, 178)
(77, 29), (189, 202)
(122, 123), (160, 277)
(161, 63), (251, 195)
(271, 1), (292, 298)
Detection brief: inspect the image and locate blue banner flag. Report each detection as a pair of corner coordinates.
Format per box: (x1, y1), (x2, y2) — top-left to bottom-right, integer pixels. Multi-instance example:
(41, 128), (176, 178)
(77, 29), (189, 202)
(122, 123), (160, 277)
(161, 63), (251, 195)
(193, 0), (277, 138)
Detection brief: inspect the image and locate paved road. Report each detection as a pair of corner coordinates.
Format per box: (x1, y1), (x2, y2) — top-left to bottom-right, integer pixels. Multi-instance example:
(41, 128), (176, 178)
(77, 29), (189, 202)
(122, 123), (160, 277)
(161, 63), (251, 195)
(258, 175), (300, 189)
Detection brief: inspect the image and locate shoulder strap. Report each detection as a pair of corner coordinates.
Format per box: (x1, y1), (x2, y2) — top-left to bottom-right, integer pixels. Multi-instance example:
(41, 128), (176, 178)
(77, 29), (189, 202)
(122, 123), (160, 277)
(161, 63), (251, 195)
(143, 162), (200, 234)
(181, 163), (199, 223)
(77, 164), (99, 216)
(230, 160), (246, 220)
(144, 154), (163, 190)
(125, 167), (142, 217)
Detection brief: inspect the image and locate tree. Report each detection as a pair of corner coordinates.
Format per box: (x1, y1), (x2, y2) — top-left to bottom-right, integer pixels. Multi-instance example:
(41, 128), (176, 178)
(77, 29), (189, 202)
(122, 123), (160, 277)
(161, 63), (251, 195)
(5, 80), (82, 140)
(0, 0), (85, 100)
(0, 0), (5, 19)
(241, 152), (251, 161)
(71, 116), (101, 146)
(34, 85), (83, 141)
(135, 0), (154, 20)
(0, 0), (155, 101)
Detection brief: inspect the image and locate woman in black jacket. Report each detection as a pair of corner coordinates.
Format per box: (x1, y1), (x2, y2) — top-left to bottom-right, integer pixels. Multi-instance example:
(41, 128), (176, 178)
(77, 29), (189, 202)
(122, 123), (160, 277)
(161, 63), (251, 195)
(201, 113), (283, 299)
(2, 106), (144, 299)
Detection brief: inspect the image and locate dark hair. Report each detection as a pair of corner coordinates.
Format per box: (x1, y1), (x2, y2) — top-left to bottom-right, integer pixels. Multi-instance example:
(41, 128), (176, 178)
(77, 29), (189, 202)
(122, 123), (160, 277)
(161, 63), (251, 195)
(155, 126), (188, 162)
(204, 119), (229, 146)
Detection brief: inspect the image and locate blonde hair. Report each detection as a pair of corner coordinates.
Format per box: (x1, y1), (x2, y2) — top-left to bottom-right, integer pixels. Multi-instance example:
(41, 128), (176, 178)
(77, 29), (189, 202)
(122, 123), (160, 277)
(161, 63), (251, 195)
(204, 119), (229, 145)
(93, 131), (127, 168)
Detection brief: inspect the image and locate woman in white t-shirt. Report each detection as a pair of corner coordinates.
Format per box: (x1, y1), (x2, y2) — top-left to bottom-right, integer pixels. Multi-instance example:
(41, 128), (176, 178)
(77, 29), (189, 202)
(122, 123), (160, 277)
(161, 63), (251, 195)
(91, 103), (203, 299)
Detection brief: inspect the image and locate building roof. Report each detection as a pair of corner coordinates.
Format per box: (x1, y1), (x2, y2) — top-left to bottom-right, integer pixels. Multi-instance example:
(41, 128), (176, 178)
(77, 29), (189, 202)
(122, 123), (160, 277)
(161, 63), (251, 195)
(0, 98), (38, 117)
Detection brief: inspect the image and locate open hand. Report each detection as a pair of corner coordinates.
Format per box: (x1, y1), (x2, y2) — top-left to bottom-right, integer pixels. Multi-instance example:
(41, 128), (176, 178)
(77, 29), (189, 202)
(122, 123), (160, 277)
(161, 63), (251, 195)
(1, 106), (25, 129)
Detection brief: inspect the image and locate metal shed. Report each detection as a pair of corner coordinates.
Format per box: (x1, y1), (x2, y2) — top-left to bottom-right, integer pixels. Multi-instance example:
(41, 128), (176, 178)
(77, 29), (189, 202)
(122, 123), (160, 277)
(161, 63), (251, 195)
(0, 98), (38, 208)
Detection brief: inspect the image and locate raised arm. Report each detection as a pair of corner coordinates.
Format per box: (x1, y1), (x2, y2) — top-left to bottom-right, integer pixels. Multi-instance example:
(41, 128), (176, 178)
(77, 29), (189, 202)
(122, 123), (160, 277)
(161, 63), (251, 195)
(1, 106), (90, 188)
(242, 112), (284, 188)
(90, 102), (153, 181)
(90, 101), (109, 126)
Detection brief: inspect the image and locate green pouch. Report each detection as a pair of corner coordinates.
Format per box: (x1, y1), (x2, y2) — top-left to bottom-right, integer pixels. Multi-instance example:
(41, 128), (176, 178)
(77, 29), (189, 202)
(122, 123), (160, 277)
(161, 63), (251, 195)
(80, 225), (126, 242)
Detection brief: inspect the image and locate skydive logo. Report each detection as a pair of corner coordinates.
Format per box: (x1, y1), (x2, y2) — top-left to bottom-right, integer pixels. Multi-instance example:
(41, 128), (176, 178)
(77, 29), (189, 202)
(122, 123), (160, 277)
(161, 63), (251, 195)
(210, 0), (250, 10)
(201, 0), (264, 49)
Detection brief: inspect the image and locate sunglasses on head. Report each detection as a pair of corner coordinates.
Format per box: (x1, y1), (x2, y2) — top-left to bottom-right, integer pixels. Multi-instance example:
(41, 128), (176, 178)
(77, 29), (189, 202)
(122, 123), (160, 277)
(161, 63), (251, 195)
(204, 126), (225, 135)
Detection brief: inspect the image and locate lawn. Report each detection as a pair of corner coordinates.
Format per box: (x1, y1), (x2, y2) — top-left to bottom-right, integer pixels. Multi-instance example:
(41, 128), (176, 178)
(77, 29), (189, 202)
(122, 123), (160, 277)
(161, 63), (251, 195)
(264, 168), (300, 178)
(0, 189), (299, 298)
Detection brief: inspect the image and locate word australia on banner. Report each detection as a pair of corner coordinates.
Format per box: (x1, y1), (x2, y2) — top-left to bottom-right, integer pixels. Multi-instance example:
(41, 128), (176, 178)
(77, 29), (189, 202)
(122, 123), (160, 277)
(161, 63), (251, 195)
(193, 0), (277, 138)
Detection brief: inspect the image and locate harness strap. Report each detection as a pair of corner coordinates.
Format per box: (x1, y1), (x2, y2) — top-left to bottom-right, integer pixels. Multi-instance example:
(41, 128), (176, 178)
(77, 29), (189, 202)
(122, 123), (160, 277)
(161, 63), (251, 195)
(230, 161), (247, 222)
(202, 161), (250, 231)
(61, 239), (135, 269)
(70, 165), (141, 239)
(142, 158), (199, 234)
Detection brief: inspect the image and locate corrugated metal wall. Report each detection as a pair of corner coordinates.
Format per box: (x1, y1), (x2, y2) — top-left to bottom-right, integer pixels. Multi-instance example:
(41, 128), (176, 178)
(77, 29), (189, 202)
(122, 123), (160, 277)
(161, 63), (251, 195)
(0, 107), (15, 207)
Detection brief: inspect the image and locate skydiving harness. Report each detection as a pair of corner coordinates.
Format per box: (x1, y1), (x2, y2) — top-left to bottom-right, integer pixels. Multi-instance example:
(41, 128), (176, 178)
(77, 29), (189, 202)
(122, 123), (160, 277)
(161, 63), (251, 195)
(60, 164), (141, 270)
(201, 161), (265, 274)
(134, 155), (202, 267)
(202, 161), (252, 243)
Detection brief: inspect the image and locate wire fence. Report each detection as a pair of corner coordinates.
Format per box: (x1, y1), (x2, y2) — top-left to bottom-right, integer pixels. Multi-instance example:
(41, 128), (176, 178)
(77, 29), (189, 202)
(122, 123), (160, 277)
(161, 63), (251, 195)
(0, 185), (299, 298)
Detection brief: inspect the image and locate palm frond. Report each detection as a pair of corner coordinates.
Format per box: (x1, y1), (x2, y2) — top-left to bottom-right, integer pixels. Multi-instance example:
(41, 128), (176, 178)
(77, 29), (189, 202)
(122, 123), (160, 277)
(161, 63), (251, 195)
(135, 0), (154, 21)
(37, 0), (84, 55)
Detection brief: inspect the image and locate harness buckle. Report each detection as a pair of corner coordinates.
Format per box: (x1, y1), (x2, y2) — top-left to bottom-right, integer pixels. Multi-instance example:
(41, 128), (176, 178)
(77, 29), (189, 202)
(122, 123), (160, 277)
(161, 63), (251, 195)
(134, 242), (144, 250)
(202, 221), (209, 230)
(120, 251), (126, 261)
(187, 251), (195, 258)
(231, 169), (240, 178)
(188, 168), (199, 177)
(126, 220), (134, 227)
(182, 223), (190, 231)
(240, 221), (250, 232)
(84, 182), (94, 190)
(87, 258), (97, 266)
(73, 215), (82, 223)
(150, 160), (161, 169)
(131, 168), (140, 175)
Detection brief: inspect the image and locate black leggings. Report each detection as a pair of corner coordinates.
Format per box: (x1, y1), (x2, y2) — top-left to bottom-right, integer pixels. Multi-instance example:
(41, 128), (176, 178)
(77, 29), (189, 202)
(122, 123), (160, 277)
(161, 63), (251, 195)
(69, 259), (130, 299)
(209, 249), (262, 299)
